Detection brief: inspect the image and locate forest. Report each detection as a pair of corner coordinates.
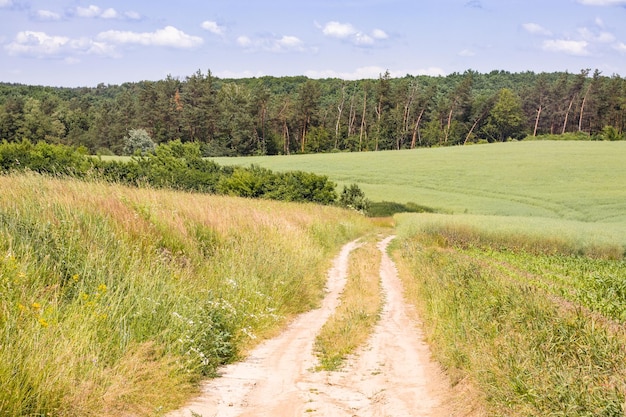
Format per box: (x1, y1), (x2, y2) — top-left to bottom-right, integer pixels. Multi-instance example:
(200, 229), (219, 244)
(1, 68), (625, 156)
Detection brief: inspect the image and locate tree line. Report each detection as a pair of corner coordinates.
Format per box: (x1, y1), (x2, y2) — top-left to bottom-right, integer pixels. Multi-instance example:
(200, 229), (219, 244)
(1, 69), (625, 156)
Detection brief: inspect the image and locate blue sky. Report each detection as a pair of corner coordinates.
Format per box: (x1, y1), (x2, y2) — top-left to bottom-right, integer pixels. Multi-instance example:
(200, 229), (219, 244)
(1, 0), (626, 87)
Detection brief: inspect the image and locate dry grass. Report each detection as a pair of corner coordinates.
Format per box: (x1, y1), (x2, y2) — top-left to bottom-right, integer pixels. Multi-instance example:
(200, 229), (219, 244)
(0, 173), (373, 416)
(314, 235), (384, 370)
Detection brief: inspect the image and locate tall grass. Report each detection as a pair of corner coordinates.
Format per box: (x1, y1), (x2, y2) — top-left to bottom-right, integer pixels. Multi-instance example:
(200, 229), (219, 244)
(314, 235), (384, 370)
(393, 214), (626, 415)
(0, 173), (371, 416)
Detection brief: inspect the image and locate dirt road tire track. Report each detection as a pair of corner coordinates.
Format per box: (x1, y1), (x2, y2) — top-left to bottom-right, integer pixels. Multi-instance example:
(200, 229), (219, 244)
(169, 236), (450, 417)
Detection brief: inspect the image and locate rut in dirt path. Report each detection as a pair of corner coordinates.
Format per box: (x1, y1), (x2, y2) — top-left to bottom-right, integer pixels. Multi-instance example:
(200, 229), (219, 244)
(168, 236), (449, 417)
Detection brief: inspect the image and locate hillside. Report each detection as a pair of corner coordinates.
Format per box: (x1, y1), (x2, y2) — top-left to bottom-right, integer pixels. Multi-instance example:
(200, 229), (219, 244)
(0, 174), (371, 416)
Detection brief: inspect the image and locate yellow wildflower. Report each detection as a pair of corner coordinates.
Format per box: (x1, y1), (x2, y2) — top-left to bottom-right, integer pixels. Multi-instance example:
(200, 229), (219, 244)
(72, 274), (79, 282)
(97, 284), (107, 293)
(31, 302), (41, 310)
(38, 317), (49, 328)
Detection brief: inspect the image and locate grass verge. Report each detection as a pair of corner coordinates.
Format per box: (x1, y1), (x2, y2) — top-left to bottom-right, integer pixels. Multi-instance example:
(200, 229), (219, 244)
(393, 217), (626, 415)
(314, 235), (384, 370)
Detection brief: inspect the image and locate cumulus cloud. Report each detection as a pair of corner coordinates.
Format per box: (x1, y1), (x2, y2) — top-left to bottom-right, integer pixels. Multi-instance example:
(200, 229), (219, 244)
(319, 21), (389, 47)
(5, 30), (116, 58)
(201, 21), (226, 36)
(0, 0), (12, 7)
(615, 42), (626, 53)
(322, 21), (358, 38)
(578, 0), (626, 5)
(523, 23), (552, 36)
(542, 39), (590, 55)
(578, 27), (615, 43)
(97, 26), (203, 49)
(236, 33), (306, 52)
(74, 4), (140, 20)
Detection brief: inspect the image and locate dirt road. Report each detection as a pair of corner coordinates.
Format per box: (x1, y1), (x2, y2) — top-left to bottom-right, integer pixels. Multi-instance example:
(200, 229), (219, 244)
(169, 236), (451, 417)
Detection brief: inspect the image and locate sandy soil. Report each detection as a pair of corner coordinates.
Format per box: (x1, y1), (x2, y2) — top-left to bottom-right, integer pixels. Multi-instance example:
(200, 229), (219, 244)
(168, 236), (452, 417)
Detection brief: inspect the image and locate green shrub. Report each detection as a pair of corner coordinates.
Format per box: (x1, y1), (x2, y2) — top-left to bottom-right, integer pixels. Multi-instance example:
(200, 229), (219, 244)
(366, 201), (435, 217)
(339, 183), (370, 213)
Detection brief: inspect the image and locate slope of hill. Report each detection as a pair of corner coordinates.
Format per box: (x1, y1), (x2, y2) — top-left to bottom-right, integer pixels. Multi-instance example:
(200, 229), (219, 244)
(0, 174), (371, 416)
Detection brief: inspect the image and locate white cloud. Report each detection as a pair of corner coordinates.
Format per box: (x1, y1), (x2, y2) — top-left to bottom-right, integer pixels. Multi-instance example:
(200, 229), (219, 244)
(35, 9), (62, 21)
(578, 27), (615, 43)
(542, 39), (590, 55)
(320, 21), (389, 47)
(615, 42), (626, 53)
(523, 23), (552, 36)
(76, 5), (101, 18)
(578, 0), (626, 5)
(100, 8), (119, 19)
(74, 5), (140, 20)
(97, 26), (203, 49)
(0, 0), (13, 7)
(236, 34), (306, 52)
(201, 21), (226, 36)
(354, 33), (374, 45)
(459, 49), (476, 57)
(372, 29), (388, 40)
(236, 35), (252, 47)
(124, 11), (141, 20)
(5, 30), (116, 58)
(322, 21), (358, 38)
(305, 66), (445, 80)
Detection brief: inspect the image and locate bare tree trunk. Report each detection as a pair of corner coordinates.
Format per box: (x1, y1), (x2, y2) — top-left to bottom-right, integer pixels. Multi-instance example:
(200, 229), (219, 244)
(359, 90), (367, 151)
(375, 101), (382, 152)
(562, 96), (575, 134)
(444, 107), (454, 144)
(301, 115), (309, 153)
(335, 84), (346, 149)
(578, 84), (591, 132)
(464, 111), (487, 145)
(348, 93), (356, 137)
(283, 121), (289, 154)
(533, 104), (542, 136)
(410, 108), (425, 149)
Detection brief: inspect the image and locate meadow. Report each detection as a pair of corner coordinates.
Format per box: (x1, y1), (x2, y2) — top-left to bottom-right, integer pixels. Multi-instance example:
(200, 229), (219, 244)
(0, 174), (371, 416)
(212, 141), (626, 223)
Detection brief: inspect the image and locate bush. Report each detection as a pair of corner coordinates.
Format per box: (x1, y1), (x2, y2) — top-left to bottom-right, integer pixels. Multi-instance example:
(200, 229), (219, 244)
(366, 201), (435, 217)
(339, 184), (370, 213)
(0, 140), (340, 206)
(123, 129), (156, 155)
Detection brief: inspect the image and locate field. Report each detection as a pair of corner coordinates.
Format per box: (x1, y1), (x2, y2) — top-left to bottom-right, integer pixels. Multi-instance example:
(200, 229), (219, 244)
(216, 140), (626, 415)
(212, 141), (626, 222)
(3, 140), (626, 416)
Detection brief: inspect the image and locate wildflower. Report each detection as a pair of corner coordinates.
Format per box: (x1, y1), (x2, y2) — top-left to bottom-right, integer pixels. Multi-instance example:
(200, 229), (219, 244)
(17, 303), (26, 312)
(38, 317), (49, 328)
(72, 274), (79, 282)
(81, 293), (89, 301)
(97, 284), (107, 293)
(31, 302), (41, 310)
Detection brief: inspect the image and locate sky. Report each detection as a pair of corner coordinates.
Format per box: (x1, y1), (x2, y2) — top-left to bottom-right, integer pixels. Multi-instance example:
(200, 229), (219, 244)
(1, 0), (626, 87)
